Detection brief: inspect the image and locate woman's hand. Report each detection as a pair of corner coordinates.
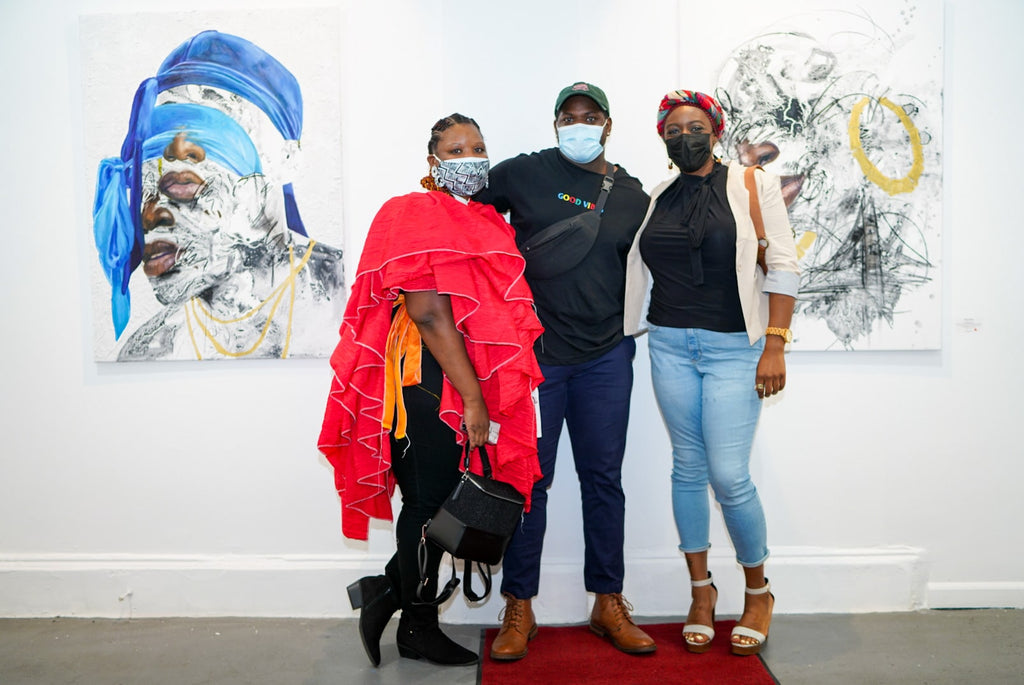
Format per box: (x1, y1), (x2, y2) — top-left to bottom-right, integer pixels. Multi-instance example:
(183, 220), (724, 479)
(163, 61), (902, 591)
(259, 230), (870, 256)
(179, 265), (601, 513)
(462, 395), (490, 449)
(758, 293), (795, 399)
(755, 337), (787, 399)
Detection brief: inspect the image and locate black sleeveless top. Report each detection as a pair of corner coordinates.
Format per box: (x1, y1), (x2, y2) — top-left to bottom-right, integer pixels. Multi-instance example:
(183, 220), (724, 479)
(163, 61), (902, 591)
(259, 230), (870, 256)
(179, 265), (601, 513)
(639, 163), (745, 331)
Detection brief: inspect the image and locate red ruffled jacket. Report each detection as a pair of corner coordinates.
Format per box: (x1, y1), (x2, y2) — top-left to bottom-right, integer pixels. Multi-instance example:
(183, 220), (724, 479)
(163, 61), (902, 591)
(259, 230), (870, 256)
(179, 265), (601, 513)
(318, 191), (545, 540)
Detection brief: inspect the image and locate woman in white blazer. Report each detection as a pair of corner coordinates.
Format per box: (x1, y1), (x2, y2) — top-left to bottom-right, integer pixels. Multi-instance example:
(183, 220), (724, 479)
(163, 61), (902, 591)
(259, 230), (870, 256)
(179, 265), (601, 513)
(623, 90), (799, 657)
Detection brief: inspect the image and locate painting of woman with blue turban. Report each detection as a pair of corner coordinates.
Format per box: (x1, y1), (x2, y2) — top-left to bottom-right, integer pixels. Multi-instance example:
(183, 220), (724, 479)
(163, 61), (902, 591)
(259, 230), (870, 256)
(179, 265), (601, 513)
(90, 28), (345, 360)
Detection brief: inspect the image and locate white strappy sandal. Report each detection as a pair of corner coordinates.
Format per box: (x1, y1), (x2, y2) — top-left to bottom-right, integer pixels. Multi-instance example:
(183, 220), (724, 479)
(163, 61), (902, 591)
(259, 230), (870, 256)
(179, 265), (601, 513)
(683, 573), (717, 654)
(730, 579), (774, 656)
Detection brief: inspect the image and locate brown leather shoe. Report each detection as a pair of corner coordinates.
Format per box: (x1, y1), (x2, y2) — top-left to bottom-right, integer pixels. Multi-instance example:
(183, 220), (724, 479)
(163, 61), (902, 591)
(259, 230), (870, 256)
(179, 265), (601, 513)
(589, 593), (657, 654)
(489, 593), (538, 661)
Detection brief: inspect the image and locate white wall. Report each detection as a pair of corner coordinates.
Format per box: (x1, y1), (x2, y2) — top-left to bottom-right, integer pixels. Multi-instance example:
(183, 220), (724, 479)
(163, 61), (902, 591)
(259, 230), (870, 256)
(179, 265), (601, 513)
(1, 0), (1022, 622)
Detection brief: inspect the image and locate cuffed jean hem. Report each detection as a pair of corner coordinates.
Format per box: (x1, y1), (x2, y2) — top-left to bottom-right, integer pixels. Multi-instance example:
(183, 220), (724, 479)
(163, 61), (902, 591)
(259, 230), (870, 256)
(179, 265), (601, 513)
(738, 550), (770, 568)
(677, 543), (712, 555)
(676, 544), (769, 568)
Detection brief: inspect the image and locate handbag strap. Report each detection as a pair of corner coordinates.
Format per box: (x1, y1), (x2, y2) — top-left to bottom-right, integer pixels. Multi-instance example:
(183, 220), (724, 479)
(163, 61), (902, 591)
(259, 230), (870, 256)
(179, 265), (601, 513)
(744, 165), (768, 275)
(461, 561), (492, 602)
(463, 443), (494, 478)
(415, 525), (461, 606)
(414, 533), (493, 606)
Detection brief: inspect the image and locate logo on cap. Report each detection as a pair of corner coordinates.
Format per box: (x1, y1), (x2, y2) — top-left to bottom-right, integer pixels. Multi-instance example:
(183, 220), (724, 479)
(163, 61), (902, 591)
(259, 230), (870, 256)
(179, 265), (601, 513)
(572, 83), (589, 92)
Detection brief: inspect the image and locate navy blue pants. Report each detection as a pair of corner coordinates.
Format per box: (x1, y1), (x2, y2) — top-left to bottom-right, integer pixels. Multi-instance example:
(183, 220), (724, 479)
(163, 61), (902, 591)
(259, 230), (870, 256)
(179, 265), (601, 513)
(500, 336), (636, 598)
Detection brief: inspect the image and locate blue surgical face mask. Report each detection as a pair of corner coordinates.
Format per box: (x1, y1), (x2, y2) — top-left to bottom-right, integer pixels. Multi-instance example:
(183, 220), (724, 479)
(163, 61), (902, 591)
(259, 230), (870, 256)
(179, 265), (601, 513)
(430, 155), (489, 196)
(557, 123), (605, 164)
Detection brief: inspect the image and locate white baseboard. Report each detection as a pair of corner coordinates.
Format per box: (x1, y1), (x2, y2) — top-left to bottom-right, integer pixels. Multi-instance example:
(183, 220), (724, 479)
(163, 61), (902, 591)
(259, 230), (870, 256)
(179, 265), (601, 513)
(926, 582), (1024, 609)
(451, 545), (932, 624)
(0, 554), (374, 619)
(3, 547), (1015, 620)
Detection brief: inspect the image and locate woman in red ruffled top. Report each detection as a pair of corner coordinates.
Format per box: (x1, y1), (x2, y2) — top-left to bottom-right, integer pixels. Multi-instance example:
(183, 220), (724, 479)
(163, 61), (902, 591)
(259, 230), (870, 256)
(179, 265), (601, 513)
(318, 114), (544, 668)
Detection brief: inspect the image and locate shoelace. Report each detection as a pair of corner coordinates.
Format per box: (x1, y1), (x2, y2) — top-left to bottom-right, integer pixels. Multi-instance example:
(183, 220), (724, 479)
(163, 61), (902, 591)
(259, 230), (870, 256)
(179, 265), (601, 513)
(499, 598), (526, 632)
(608, 594), (637, 626)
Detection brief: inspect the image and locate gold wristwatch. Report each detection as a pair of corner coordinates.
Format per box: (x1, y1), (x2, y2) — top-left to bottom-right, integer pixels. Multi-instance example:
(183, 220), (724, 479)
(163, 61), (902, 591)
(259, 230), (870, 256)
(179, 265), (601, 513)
(765, 327), (792, 343)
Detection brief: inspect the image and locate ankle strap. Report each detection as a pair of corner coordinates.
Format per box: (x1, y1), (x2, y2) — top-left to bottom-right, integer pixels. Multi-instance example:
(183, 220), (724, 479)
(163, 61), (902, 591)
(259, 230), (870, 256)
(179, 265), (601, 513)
(745, 579), (771, 595)
(691, 572), (714, 588)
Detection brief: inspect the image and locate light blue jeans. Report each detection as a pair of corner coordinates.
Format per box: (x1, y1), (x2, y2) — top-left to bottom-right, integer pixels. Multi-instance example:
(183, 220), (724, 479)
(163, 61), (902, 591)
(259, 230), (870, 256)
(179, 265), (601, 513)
(648, 325), (769, 567)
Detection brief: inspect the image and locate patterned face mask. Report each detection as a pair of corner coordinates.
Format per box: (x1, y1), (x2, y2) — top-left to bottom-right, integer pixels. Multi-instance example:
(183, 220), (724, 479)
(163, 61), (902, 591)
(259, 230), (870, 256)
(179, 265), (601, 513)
(430, 156), (490, 196)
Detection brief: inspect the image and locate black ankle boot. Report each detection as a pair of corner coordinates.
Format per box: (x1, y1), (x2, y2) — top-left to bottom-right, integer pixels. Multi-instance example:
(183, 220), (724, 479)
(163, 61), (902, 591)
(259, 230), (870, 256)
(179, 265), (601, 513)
(347, 575), (400, 667)
(396, 605), (479, 666)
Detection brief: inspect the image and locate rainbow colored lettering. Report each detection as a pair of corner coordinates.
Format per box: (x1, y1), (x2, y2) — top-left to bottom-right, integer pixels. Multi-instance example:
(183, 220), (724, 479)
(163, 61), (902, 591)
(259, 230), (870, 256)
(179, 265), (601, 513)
(556, 192), (595, 210)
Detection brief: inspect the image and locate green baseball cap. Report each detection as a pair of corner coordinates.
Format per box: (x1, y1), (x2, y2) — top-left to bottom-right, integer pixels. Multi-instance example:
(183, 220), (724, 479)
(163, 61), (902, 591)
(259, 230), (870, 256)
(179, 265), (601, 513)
(554, 82), (610, 116)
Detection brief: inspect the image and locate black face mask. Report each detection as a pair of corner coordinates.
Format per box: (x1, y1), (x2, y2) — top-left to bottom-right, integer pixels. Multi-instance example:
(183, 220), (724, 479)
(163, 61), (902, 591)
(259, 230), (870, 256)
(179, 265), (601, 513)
(666, 133), (712, 173)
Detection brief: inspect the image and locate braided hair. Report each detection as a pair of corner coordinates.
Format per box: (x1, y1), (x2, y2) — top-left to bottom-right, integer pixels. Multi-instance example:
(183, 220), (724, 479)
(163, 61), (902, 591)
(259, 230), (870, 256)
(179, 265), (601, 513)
(421, 113), (482, 192)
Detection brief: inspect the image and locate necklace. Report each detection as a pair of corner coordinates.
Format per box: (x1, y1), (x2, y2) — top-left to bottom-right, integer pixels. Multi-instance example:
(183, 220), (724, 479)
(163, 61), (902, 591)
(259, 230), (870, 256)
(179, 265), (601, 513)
(184, 240), (317, 359)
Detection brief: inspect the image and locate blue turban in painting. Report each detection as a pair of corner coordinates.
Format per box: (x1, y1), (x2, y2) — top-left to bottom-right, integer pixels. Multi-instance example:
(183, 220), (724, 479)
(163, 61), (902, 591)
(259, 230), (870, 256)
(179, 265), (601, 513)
(93, 103), (263, 338)
(92, 30), (306, 339)
(156, 30), (302, 141)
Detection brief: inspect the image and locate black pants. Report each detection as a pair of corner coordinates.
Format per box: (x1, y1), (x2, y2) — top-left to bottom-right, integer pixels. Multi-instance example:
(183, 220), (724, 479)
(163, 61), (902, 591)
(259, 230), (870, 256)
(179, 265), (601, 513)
(386, 346), (463, 611)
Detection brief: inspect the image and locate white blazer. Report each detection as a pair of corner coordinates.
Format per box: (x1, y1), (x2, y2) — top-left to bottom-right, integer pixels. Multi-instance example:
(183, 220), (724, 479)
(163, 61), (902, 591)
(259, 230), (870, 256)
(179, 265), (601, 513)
(623, 162), (800, 344)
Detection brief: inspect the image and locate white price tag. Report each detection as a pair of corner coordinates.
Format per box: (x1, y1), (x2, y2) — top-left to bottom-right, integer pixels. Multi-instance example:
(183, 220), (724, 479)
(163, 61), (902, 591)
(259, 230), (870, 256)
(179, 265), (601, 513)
(532, 387), (542, 438)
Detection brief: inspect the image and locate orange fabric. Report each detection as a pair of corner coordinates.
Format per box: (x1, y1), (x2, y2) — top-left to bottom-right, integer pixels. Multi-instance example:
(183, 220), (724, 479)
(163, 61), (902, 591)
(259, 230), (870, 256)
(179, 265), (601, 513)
(318, 191), (545, 540)
(382, 297), (422, 439)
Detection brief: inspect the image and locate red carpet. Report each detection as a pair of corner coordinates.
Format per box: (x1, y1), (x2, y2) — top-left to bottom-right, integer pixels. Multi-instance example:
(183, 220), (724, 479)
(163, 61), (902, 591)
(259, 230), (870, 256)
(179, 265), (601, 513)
(479, 620), (778, 685)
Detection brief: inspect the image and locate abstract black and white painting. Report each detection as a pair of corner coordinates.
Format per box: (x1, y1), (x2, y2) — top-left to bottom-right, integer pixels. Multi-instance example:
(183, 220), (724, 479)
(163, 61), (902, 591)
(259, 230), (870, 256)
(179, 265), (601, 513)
(700, 1), (942, 349)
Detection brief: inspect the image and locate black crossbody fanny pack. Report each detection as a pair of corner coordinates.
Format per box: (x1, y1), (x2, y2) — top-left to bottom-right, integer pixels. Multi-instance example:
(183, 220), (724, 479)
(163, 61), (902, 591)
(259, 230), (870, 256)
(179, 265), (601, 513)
(518, 164), (615, 280)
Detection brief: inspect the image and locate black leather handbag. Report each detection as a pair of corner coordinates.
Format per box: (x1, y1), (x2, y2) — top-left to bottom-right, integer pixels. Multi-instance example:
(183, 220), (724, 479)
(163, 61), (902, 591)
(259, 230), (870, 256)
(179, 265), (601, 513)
(416, 443), (524, 604)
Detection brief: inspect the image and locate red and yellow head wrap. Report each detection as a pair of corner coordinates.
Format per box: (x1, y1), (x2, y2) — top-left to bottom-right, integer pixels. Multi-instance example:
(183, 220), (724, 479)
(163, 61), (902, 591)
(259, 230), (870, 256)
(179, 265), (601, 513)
(656, 90), (725, 139)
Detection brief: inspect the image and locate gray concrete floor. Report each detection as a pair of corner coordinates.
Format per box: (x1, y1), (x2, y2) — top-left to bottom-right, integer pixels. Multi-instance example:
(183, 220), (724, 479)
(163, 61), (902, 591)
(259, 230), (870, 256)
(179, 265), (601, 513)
(1, 610), (1022, 684)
